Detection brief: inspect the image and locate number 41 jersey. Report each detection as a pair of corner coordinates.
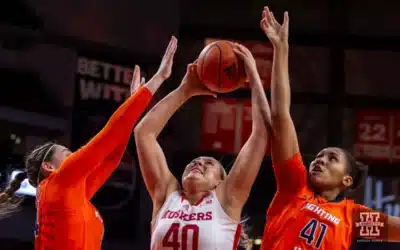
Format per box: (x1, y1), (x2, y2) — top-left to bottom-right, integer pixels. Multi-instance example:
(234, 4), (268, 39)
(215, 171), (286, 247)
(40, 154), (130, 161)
(151, 191), (242, 250)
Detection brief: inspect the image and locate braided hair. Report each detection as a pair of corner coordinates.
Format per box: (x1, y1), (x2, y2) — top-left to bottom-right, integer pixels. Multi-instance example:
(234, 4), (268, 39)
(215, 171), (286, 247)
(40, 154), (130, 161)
(0, 171), (26, 217)
(0, 142), (56, 218)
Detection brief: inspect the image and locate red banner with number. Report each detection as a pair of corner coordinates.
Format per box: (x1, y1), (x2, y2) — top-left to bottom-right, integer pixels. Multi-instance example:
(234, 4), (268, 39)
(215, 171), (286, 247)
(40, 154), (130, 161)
(204, 38), (273, 88)
(354, 109), (392, 162)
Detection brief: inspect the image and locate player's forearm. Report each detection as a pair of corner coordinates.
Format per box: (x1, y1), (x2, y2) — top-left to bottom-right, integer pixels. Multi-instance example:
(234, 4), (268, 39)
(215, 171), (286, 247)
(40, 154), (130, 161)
(249, 74), (273, 134)
(56, 87), (152, 184)
(225, 78), (268, 205)
(270, 46), (290, 117)
(144, 73), (166, 95)
(85, 143), (127, 199)
(388, 215), (400, 242)
(135, 86), (190, 138)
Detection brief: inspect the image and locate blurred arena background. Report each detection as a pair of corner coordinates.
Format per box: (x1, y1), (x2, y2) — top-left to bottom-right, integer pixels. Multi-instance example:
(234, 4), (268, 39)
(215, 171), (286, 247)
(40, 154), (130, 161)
(0, 0), (399, 249)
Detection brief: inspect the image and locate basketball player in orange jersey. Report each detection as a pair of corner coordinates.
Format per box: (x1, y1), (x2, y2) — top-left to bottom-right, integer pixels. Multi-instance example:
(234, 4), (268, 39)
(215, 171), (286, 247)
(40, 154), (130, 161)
(134, 45), (272, 249)
(0, 36), (178, 250)
(255, 7), (400, 249)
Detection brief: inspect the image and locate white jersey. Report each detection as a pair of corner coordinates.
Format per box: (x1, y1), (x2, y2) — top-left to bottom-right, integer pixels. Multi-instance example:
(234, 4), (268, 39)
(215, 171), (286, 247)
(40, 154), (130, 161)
(151, 190), (241, 250)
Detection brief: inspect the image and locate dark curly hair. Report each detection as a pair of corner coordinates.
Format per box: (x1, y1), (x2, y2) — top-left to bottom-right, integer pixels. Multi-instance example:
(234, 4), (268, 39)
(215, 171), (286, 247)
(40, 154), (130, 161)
(342, 149), (369, 196)
(0, 142), (57, 218)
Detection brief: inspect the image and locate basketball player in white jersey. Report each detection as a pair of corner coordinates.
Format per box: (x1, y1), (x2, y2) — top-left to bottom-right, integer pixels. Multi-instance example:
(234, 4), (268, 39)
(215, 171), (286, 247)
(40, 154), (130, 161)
(134, 42), (272, 249)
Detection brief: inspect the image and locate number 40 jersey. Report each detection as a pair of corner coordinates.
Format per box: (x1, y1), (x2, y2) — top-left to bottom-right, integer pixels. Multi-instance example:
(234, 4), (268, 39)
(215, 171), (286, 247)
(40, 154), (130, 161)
(151, 191), (242, 250)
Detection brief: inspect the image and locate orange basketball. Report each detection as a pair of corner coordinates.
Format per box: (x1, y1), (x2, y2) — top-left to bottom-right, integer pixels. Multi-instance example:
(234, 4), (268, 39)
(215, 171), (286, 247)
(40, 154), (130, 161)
(197, 40), (246, 93)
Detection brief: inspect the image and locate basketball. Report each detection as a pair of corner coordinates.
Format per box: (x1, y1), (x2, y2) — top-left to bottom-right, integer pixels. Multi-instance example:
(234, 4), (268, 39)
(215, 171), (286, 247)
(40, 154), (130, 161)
(197, 40), (246, 93)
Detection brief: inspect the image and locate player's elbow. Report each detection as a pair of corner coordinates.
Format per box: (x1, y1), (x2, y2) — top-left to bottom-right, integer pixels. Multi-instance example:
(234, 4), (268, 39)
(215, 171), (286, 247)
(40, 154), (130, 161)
(271, 109), (291, 120)
(134, 121), (148, 137)
(270, 111), (292, 132)
(134, 116), (158, 137)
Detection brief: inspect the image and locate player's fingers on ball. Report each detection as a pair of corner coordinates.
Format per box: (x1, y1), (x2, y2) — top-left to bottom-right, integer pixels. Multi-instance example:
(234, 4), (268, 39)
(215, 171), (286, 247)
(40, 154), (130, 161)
(189, 64), (198, 76)
(239, 44), (251, 55)
(190, 64), (197, 72)
(233, 48), (245, 59)
(232, 42), (240, 50)
(236, 43), (246, 53)
(141, 77), (145, 85)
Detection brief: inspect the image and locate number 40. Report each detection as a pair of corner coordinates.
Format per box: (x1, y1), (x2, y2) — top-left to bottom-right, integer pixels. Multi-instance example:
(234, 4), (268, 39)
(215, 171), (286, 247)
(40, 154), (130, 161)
(299, 219), (328, 249)
(162, 223), (199, 250)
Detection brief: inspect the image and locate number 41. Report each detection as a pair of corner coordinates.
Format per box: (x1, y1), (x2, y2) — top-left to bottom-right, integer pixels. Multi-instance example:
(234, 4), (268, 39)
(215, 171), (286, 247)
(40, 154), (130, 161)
(299, 219), (328, 249)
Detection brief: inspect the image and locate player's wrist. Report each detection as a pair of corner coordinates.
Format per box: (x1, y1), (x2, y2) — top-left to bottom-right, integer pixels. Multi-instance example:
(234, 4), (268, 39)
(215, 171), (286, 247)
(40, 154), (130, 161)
(175, 85), (193, 100)
(144, 73), (164, 95)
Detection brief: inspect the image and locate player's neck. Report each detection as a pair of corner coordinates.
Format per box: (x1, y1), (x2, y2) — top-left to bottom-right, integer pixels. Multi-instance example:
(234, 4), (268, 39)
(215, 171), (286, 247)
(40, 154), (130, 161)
(182, 191), (208, 205)
(317, 189), (341, 201)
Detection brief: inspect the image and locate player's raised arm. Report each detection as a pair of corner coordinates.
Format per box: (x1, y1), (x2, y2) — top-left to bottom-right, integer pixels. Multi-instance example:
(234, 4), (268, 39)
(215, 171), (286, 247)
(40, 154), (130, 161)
(54, 85), (151, 187)
(84, 66), (147, 199)
(261, 7), (306, 193)
(387, 215), (400, 242)
(219, 44), (270, 209)
(54, 37), (177, 187)
(134, 59), (215, 216)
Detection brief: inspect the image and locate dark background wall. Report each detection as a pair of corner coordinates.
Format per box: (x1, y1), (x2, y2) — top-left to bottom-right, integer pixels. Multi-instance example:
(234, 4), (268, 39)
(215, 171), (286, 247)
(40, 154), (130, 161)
(0, 0), (399, 249)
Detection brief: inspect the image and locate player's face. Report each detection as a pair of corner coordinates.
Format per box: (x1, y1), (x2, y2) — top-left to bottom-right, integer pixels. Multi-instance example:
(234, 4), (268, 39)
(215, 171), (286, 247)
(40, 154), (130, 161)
(309, 147), (352, 191)
(48, 145), (72, 170)
(182, 157), (222, 191)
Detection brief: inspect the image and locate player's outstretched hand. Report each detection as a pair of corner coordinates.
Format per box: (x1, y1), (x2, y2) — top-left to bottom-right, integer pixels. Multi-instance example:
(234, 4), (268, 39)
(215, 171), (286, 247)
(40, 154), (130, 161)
(135, 36), (178, 95)
(260, 7), (289, 48)
(232, 43), (260, 83)
(156, 36), (178, 80)
(179, 61), (217, 98)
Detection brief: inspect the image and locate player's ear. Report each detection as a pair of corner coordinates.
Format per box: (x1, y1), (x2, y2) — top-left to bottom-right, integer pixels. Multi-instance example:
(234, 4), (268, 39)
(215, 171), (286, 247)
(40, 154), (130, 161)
(41, 162), (56, 173)
(342, 175), (353, 189)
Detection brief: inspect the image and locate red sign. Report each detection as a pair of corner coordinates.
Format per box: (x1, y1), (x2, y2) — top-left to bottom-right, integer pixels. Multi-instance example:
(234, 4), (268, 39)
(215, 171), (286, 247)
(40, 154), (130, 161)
(200, 98), (239, 153)
(204, 38), (273, 88)
(354, 109), (392, 161)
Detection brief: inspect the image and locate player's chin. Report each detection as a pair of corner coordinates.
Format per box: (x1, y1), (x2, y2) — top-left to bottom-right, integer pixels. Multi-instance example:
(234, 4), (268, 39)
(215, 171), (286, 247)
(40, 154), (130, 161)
(183, 173), (203, 182)
(308, 174), (327, 187)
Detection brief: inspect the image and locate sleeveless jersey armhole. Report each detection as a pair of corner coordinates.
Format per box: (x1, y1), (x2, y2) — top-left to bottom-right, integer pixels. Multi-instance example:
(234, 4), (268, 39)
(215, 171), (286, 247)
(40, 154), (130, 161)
(151, 191), (180, 230)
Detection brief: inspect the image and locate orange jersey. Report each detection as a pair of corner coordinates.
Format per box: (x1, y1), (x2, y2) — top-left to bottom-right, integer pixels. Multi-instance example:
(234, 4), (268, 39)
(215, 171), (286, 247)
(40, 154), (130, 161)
(261, 153), (388, 250)
(35, 87), (152, 250)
